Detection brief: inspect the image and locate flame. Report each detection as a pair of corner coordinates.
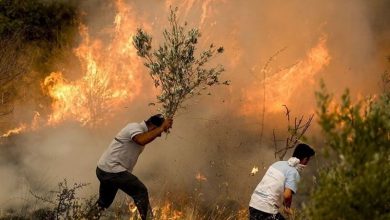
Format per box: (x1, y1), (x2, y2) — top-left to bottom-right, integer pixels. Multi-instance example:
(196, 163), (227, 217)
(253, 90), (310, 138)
(159, 202), (183, 220)
(1, 111), (41, 138)
(41, 0), (142, 127)
(250, 166), (259, 176)
(165, 0), (221, 28)
(1, 124), (27, 138)
(128, 200), (183, 220)
(241, 36), (331, 115)
(195, 172), (207, 181)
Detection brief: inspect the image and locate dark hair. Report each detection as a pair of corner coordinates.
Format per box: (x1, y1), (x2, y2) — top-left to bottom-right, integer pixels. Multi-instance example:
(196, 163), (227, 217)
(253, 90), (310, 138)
(145, 114), (165, 127)
(292, 143), (315, 160)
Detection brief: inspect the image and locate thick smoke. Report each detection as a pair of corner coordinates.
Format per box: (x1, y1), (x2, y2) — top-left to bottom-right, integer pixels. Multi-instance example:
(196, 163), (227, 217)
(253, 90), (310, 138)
(0, 0), (389, 211)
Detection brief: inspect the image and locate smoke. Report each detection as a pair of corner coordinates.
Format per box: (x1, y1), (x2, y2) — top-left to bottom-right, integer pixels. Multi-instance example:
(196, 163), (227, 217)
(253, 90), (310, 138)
(1, 0), (389, 211)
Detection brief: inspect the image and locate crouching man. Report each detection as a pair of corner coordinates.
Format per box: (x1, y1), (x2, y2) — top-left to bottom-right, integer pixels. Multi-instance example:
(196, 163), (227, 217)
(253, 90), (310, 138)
(88, 114), (173, 220)
(249, 143), (315, 220)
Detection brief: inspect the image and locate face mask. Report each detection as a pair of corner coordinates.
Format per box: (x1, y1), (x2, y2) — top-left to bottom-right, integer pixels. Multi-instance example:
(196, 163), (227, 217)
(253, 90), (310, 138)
(287, 157), (306, 172)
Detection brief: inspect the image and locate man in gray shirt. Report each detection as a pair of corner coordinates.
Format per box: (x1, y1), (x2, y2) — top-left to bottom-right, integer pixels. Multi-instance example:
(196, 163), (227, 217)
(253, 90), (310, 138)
(88, 114), (173, 219)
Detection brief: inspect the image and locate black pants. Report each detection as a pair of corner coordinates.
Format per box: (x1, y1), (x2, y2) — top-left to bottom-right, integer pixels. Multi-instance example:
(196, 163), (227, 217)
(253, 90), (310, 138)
(249, 207), (285, 220)
(88, 167), (151, 220)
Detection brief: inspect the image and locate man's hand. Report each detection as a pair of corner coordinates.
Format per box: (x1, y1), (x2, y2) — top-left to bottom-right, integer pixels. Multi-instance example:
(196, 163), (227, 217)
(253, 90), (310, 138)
(161, 118), (173, 132)
(283, 188), (294, 217)
(132, 118), (173, 145)
(283, 206), (293, 215)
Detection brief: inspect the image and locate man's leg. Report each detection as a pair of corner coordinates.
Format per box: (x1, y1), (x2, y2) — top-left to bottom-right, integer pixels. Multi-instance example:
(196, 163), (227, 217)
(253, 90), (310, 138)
(87, 168), (119, 219)
(273, 213), (286, 220)
(249, 207), (285, 220)
(114, 172), (151, 220)
(249, 207), (270, 220)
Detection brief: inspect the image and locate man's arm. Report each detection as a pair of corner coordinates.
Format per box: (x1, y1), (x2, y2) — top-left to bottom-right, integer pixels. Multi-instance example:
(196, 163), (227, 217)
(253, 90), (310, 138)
(283, 188), (294, 215)
(132, 119), (173, 146)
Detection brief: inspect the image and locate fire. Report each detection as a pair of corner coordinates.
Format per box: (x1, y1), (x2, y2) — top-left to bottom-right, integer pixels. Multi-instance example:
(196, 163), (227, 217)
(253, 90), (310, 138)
(241, 36), (331, 115)
(165, 0), (220, 28)
(41, 0), (142, 127)
(128, 200), (183, 220)
(1, 124), (27, 138)
(1, 112), (41, 138)
(158, 202), (183, 220)
(1, 0), (144, 137)
(195, 172), (207, 182)
(250, 166), (259, 176)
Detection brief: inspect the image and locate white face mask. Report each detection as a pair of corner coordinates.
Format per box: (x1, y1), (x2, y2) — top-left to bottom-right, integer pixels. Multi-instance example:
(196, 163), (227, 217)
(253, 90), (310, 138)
(287, 157), (306, 172)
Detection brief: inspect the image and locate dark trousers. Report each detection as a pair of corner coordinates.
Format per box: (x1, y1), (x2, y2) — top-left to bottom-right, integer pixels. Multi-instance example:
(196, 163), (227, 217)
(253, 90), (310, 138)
(88, 167), (151, 220)
(249, 207), (285, 220)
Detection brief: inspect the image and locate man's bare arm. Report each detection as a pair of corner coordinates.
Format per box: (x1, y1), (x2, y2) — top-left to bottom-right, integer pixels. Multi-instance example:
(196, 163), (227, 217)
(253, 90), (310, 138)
(132, 119), (173, 146)
(283, 188), (294, 215)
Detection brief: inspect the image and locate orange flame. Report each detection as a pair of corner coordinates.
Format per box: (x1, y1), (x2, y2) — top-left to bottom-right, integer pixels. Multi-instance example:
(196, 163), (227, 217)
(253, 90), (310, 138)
(241, 36), (331, 115)
(1, 124), (27, 138)
(1, 111), (41, 138)
(195, 172), (207, 181)
(41, 0), (142, 127)
(250, 166), (259, 176)
(159, 202), (183, 220)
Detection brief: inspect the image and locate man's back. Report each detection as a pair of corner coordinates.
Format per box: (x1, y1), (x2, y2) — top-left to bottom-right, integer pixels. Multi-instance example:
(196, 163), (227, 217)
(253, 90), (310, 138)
(97, 122), (148, 173)
(249, 161), (300, 214)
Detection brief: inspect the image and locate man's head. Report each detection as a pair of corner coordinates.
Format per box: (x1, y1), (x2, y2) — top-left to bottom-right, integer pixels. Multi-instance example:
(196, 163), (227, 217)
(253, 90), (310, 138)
(292, 143), (315, 165)
(145, 114), (165, 130)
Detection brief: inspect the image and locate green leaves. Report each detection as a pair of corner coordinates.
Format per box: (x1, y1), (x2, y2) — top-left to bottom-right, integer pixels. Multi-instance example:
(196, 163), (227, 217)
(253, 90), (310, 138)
(306, 75), (390, 219)
(133, 7), (227, 118)
(133, 29), (152, 58)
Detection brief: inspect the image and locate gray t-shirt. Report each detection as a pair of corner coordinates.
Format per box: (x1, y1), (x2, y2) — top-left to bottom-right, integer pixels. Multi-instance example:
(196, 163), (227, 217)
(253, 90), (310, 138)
(97, 121), (148, 173)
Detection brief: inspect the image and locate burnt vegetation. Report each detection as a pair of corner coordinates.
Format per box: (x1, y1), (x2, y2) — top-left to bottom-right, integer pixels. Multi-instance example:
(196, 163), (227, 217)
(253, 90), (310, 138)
(0, 0), (80, 125)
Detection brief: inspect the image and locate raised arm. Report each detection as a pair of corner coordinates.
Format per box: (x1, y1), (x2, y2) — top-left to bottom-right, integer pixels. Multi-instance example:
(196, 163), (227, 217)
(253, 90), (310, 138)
(132, 118), (173, 146)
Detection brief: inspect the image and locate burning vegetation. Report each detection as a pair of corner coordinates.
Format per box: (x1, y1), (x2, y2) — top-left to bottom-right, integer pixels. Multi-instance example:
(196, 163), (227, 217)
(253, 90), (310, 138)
(0, 0), (389, 219)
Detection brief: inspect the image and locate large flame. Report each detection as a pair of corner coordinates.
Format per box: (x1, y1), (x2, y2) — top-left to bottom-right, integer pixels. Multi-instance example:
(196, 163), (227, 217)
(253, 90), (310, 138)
(1, 0), (143, 137)
(41, 0), (141, 127)
(241, 36), (331, 115)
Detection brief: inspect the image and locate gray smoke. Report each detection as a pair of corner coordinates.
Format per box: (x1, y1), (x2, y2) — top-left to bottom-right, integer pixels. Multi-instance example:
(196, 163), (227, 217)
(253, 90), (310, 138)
(0, 0), (389, 212)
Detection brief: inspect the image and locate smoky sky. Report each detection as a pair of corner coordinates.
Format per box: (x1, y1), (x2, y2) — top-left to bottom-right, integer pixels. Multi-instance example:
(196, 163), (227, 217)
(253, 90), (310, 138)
(0, 0), (389, 210)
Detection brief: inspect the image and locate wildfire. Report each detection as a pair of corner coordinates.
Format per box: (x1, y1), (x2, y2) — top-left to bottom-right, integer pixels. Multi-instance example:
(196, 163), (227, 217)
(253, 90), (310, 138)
(165, 0), (220, 28)
(241, 36), (331, 115)
(195, 172), (207, 182)
(1, 112), (41, 138)
(41, 0), (142, 127)
(159, 202), (183, 220)
(250, 166), (259, 176)
(1, 124), (27, 138)
(128, 200), (183, 220)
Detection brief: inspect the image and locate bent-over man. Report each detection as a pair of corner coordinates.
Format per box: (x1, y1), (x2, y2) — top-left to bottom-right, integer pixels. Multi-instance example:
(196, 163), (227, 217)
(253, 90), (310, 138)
(88, 114), (173, 220)
(249, 143), (315, 220)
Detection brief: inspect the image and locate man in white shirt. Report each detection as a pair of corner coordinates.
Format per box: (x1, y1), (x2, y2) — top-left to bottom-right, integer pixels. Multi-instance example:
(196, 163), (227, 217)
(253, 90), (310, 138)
(249, 143), (315, 220)
(88, 114), (173, 220)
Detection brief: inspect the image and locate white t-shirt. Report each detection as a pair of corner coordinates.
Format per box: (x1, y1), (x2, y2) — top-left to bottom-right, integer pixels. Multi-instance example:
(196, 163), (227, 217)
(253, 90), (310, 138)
(97, 121), (148, 173)
(249, 161), (300, 214)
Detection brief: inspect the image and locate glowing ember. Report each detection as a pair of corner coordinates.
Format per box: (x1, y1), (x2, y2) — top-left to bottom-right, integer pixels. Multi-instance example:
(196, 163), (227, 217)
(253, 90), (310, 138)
(241, 36), (331, 115)
(1, 112), (41, 138)
(250, 166), (259, 176)
(128, 203), (137, 214)
(195, 172), (207, 181)
(1, 124), (27, 138)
